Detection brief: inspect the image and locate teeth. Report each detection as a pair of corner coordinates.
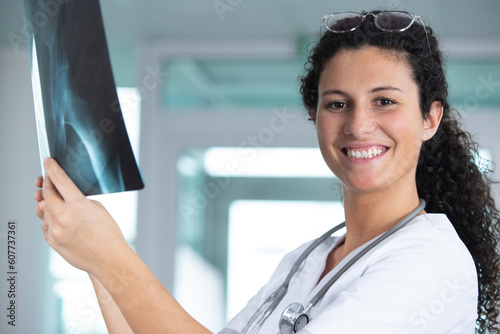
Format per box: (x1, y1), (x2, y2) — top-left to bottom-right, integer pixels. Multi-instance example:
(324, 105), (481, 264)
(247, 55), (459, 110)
(346, 147), (387, 159)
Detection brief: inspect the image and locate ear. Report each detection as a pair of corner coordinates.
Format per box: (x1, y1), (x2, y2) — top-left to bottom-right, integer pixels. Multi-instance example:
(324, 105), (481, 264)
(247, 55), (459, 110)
(422, 101), (443, 141)
(309, 109), (316, 124)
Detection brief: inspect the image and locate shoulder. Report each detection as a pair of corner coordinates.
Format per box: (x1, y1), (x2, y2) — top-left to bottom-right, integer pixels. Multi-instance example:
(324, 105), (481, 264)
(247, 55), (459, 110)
(373, 213), (473, 265)
(364, 214), (478, 330)
(367, 213), (477, 286)
(304, 214), (478, 333)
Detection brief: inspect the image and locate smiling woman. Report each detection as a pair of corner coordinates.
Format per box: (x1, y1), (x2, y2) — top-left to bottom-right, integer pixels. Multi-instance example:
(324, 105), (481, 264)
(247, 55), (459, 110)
(33, 9), (499, 334)
(297, 10), (500, 333)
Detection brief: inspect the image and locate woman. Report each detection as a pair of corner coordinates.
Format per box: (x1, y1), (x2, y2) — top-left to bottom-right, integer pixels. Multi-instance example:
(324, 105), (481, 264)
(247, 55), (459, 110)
(34, 10), (499, 334)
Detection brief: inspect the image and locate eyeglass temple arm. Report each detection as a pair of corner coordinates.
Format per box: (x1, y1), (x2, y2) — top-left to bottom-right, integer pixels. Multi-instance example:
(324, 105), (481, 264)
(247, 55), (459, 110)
(415, 15), (433, 60)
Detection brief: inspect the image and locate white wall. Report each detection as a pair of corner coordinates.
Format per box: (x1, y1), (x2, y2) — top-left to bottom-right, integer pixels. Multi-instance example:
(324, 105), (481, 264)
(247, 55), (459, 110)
(134, 40), (316, 293)
(0, 48), (58, 333)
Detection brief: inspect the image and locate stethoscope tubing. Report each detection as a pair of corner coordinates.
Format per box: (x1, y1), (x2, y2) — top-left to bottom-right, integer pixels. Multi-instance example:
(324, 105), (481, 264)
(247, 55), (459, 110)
(241, 222), (346, 334)
(307, 199), (425, 308)
(242, 199), (426, 334)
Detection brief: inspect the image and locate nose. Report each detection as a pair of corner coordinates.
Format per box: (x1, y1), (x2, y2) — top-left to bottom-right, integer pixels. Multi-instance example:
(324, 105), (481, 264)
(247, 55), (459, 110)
(343, 106), (377, 138)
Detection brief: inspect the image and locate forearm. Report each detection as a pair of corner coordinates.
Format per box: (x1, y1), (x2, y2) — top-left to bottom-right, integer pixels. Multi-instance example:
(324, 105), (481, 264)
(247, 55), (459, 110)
(89, 274), (134, 334)
(34, 160), (210, 333)
(93, 245), (211, 334)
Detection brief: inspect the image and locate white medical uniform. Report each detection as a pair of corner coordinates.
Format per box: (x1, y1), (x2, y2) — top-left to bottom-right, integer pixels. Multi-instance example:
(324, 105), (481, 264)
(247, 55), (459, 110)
(219, 214), (478, 334)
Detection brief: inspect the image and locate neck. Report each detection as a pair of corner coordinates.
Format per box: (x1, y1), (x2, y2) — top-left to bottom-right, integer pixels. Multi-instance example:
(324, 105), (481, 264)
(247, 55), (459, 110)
(341, 181), (422, 253)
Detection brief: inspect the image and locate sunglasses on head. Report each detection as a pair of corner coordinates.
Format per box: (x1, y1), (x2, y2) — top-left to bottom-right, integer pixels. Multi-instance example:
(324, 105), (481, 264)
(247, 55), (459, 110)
(321, 11), (432, 58)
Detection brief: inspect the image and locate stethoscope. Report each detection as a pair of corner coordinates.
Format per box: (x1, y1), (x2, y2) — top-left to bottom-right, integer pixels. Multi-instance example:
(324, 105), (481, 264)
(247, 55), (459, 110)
(241, 199), (426, 334)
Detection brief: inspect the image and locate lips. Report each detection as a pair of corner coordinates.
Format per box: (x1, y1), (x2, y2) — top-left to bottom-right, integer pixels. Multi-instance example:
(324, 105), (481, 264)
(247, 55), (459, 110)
(341, 145), (389, 159)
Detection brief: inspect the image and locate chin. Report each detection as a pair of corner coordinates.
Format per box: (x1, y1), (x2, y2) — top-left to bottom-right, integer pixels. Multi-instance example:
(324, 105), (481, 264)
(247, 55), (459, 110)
(339, 174), (392, 194)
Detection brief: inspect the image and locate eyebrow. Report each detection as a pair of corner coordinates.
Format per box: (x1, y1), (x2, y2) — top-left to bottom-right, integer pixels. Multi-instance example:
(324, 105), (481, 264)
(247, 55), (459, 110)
(369, 86), (403, 94)
(321, 89), (348, 97)
(320, 86), (403, 97)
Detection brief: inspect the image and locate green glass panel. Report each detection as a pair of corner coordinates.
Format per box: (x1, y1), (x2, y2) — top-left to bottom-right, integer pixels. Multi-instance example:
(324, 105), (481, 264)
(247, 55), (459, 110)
(161, 56), (500, 112)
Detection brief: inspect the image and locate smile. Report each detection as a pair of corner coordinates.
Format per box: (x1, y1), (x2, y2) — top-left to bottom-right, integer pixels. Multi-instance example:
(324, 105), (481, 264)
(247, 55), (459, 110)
(343, 146), (388, 159)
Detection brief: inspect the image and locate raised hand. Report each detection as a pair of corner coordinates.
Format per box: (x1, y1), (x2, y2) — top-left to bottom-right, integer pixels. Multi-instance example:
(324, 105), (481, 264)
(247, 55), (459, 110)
(34, 157), (129, 276)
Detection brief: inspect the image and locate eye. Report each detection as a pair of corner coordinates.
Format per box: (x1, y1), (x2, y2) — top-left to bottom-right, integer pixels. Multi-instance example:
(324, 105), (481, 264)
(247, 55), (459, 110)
(374, 97), (396, 107)
(326, 101), (350, 111)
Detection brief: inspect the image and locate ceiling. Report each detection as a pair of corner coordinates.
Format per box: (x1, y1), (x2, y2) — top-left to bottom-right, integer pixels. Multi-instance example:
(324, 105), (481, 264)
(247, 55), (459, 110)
(2, 0), (500, 53)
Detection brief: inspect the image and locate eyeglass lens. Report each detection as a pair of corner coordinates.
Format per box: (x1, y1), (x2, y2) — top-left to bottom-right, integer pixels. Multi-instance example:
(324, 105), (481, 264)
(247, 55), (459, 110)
(326, 12), (363, 32)
(375, 12), (413, 31)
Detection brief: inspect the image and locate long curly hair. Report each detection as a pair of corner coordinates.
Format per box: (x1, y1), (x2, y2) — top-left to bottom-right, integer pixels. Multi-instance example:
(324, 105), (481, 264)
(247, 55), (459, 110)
(299, 11), (500, 333)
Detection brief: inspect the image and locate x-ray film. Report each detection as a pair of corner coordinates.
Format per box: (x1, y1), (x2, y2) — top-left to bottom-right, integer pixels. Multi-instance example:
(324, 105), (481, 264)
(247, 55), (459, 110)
(24, 0), (144, 195)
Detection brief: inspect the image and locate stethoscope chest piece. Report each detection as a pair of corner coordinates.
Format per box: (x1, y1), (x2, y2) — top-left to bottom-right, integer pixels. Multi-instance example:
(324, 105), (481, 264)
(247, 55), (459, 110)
(279, 302), (309, 334)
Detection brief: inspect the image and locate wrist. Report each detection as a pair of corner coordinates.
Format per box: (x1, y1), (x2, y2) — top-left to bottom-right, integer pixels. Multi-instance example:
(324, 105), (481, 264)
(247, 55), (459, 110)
(91, 242), (140, 293)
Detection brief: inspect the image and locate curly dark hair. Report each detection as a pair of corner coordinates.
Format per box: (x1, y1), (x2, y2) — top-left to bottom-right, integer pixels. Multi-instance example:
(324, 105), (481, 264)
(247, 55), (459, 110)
(299, 11), (500, 333)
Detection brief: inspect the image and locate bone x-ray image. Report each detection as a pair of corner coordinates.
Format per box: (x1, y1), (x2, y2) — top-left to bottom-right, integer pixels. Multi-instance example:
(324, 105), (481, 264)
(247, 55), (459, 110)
(24, 0), (144, 195)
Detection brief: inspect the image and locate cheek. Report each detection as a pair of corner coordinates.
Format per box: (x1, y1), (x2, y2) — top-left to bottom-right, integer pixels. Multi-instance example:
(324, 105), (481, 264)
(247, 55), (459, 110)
(384, 111), (423, 146)
(316, 116), (337, 143)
